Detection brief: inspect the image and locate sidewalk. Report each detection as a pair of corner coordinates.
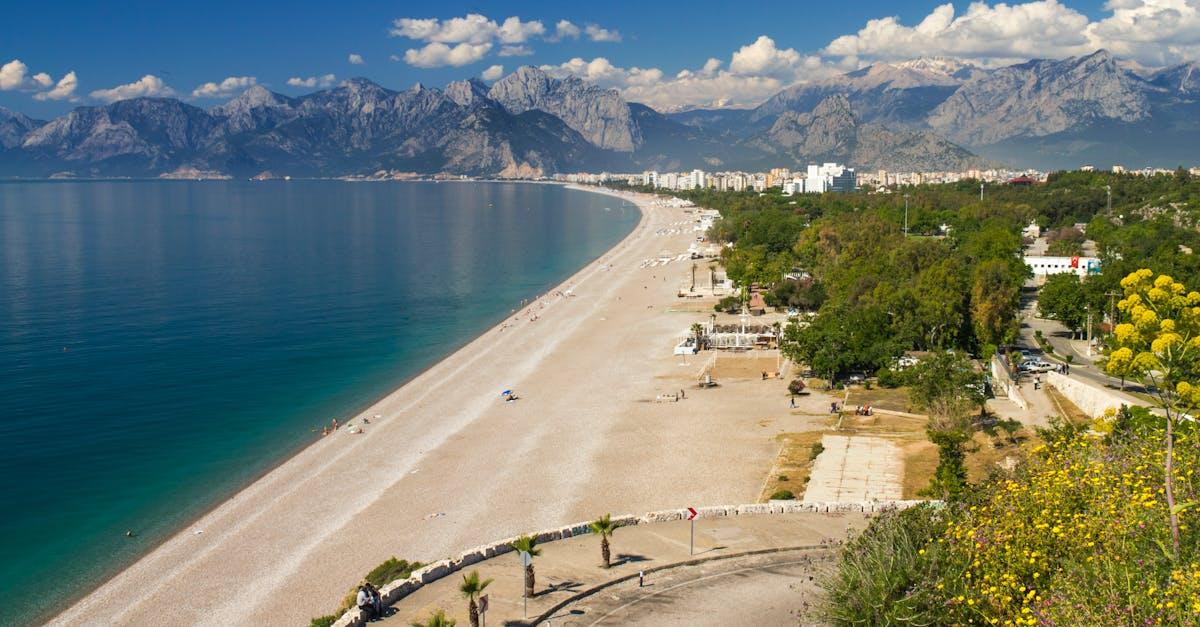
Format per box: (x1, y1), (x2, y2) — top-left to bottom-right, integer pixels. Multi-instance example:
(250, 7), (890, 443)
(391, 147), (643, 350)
(382, 512), (871, 626)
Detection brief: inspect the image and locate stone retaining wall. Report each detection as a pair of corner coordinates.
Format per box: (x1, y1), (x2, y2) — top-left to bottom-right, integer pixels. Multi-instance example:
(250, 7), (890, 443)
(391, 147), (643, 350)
(991, 355), (1028, 410)
(331, 499), (927, 627)
(1045, 370), (1135, 418)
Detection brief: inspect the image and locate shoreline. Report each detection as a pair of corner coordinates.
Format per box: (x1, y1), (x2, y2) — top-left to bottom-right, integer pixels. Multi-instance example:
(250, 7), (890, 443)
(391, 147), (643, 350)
(49, 181), (654, 625)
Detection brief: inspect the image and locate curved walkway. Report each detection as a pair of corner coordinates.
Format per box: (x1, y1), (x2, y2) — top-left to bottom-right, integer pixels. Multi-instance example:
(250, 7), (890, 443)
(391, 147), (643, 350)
(379, 510), (879, 626)
(551, 549), (834, 625)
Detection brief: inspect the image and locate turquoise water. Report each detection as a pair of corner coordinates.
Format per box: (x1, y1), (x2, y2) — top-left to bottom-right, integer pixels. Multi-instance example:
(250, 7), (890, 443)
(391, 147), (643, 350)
(0, 180), (638, 625)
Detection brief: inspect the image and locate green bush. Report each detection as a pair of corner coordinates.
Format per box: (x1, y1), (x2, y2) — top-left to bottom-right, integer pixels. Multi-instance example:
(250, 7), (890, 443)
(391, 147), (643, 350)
(810, 442), (825, 460)
(309, 616), (337, 627)
(714, 295), (740, 313)
(365, 557), (421, 588)
(769, 489), (795, 500)
(778, 474), (789, 482)
(876, 367), (907, 388)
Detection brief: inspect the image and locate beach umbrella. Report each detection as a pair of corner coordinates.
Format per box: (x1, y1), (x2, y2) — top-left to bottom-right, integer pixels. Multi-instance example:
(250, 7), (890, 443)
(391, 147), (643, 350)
(501, 389), (512, 396)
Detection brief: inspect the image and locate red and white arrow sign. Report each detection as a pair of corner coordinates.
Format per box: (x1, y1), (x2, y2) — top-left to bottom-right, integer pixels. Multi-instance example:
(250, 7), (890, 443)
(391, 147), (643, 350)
(686, 507), (698, 521)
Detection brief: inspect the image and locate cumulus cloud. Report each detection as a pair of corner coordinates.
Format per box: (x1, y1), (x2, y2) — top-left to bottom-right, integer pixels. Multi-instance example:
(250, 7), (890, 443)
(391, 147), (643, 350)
(499, 45), (534, 57)
(481, 64), (505, 81)
(584, 24), (622, 42)
(34, 71), (78, 101)
(286, 74), (337, 88)
(348, 53), (365, 65)
(389, 14), (623, 67)
(0, 59), (29, 90)
(730, 36), (823, 78)
(823, 0), (1200, 67)
(89, 75), (175, 103)
(404, 42), (492, 68)
(390, 14), (544, 45)
(31, 72), (53, 88)
(191, 76), (256, 98)
(552, 20), (581, 41)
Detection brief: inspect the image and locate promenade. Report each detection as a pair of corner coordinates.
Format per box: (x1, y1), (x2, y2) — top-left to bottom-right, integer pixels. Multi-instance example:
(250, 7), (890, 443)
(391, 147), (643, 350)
(376, 509), (878, 626)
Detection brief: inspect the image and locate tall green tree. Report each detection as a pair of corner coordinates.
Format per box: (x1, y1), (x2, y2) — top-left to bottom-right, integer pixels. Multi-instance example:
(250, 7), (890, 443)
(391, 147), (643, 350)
(907, 351), (985, 499)
(971, 259), (1022, 346)
(1038, 273), (1088, 337)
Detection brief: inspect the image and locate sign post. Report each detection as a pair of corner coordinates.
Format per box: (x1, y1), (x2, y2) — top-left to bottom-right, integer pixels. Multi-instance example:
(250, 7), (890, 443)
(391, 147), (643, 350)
(687, 507), (698, 555)
(520, 551), (532, 617)
(479, 594), (488, 627)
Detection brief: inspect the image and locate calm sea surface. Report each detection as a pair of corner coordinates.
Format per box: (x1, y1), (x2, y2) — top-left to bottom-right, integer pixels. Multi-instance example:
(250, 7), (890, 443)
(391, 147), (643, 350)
(0, 180), (638, 624)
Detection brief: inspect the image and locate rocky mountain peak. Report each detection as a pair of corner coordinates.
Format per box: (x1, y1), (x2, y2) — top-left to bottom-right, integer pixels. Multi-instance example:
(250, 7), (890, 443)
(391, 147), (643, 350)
(489, 65), (639, 151)
(445, 78), (493, 107)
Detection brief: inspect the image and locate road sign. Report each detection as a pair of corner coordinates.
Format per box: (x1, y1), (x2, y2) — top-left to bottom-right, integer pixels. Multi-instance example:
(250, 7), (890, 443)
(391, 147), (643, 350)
(687, 507), (698, 555)
(520, 550), (532, 566)
(479, 594), (489, 612)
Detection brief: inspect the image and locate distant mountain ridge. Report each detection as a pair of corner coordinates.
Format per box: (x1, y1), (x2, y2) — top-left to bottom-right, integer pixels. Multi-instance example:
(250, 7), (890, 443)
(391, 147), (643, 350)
(2, 51), (1196, 177)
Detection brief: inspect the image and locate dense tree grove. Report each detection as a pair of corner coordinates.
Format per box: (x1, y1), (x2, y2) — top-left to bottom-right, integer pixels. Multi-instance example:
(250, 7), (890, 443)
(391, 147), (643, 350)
(616, 170), (1200, 382)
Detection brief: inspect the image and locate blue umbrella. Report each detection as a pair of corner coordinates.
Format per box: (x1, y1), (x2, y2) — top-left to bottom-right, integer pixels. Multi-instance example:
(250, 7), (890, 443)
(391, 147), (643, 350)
(501, 389), (512, 396)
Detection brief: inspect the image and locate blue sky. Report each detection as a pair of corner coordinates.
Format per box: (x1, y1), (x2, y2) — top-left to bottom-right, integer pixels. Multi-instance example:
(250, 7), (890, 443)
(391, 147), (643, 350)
(3, 0), (1196, 117)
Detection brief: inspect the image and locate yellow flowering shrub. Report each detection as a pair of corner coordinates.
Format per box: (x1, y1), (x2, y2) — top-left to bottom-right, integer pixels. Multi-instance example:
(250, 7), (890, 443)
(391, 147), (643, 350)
(825, 419), (1199, 626)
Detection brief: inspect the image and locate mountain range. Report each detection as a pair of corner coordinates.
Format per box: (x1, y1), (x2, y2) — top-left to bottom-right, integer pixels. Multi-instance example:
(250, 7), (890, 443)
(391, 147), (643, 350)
(1, 49), (1197, 178)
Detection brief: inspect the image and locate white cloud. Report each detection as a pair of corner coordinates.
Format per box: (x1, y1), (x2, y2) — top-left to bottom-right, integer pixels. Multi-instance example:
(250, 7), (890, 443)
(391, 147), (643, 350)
(89, 75), (175, 103)
(822, 0), (1200, 67)
(348, 53), (365, 65)
(499, 45), (534, 57)
(729, 36), (823, 78)
(389, 54), (401, 62)
(31, 72), (52, 88)
(0, 59), (28, 90)
(404, 42), (492, 68)
(584, 24), (622, 43)
(390, 14), (543, 45)
(34, 71), (78, 101)
(552, 20), (581, 41)
(286, 74), (337, 88)
(481, 64), (505, 81)
(191, 76), (256, 98)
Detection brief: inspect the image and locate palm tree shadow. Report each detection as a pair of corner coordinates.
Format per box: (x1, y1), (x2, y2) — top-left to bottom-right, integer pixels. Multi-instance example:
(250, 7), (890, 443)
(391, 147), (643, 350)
(539, 580), (583, 596)
(612, 553), (651, 567)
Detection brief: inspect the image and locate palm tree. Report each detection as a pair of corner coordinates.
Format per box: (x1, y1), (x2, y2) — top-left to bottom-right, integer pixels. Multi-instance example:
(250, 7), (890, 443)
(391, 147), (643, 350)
(412, 609), (456, 627)
(589, 514), (619, 568)
(509, 534), (541, 598)
(690, 322), (705, 351)
(458, 570), (492, 627)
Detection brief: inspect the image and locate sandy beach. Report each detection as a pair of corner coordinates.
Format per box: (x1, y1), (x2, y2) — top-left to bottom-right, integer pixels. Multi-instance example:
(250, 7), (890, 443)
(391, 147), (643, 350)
(52, 184), (822, 626)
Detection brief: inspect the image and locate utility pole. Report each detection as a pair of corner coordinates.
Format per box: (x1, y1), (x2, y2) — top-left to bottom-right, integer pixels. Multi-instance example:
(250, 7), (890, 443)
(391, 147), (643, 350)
(980, 182), (985, 201)
(1106, 184), (1112, 214)
(903, 193), (910, 237)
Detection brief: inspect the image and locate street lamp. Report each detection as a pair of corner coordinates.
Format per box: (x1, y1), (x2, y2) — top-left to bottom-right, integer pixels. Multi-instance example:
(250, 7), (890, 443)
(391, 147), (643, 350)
(980, 182), (985, 201)
(903, 193), (910, 237)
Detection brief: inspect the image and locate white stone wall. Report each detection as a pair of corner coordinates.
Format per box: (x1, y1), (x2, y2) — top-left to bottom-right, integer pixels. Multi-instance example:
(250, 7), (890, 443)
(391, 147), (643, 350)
(1046, 371), (1132, 418)
(331, 500), (927, 627)
(991, 355), (1028, 410)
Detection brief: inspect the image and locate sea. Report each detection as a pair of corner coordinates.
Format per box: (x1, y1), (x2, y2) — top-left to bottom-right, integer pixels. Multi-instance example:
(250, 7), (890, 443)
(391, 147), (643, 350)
(0, 180), (639, 625)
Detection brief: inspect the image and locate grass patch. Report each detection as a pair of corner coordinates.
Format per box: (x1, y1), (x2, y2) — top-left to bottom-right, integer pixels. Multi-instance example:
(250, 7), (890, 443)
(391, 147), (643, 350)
(846, 386), (913, 413)
(760, 430), (827, 501)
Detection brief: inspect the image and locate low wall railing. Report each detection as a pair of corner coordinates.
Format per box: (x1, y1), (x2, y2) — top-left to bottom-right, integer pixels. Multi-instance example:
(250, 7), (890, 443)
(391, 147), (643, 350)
(332, 499), (927, 626)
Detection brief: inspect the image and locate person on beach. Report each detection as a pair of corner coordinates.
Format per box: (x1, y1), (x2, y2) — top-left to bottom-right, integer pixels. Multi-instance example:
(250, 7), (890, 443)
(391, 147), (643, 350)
(331, 418), (339, 430)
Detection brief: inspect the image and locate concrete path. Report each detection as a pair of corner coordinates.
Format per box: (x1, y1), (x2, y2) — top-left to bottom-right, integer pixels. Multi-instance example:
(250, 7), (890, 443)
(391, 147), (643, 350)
(383, 512), (869, 626)
(802, 435), (903, 503)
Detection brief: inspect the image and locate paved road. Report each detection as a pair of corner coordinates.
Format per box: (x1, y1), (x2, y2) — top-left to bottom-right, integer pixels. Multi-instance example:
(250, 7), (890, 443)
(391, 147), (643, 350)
(548, 549), (834, 626)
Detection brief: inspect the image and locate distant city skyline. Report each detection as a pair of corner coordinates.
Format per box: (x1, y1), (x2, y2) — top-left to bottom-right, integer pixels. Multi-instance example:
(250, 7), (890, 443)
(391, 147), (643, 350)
(3, 0), (1199, 116)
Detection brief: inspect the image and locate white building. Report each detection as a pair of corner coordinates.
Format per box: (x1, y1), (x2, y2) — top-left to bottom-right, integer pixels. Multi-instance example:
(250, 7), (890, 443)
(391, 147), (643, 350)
(1025, 255), (1101, 279)
(642, 170), (658, 187)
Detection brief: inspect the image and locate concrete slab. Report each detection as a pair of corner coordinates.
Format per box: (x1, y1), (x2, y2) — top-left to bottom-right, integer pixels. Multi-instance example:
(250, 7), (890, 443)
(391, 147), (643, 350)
(802, 435), (903, 502)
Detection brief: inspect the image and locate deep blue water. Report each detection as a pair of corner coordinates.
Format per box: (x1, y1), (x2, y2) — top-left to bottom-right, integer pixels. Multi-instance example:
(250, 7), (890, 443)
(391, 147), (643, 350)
(0, 180), (637, 625)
